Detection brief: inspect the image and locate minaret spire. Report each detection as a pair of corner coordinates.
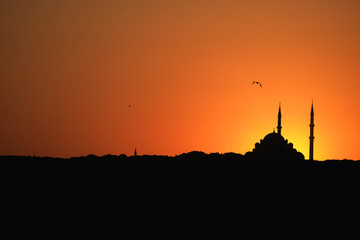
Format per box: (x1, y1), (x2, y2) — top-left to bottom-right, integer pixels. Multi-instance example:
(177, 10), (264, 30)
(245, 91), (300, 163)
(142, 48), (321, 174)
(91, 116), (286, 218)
(309, 101), (315, 161)
(277, 102), (282, 135)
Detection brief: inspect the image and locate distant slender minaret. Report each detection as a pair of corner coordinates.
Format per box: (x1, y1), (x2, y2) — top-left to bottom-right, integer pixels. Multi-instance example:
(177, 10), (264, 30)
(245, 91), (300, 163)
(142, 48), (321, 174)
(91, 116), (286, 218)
(277, 103), (282, 135)
(309, 102), (315, 161)
(134, 148), (137, 157)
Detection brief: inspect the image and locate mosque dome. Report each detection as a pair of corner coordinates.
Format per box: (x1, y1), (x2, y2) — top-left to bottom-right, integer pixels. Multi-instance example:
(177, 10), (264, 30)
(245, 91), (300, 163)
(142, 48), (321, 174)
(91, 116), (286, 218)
(262, 132), (286, 145)
(246, 130), (304, 161)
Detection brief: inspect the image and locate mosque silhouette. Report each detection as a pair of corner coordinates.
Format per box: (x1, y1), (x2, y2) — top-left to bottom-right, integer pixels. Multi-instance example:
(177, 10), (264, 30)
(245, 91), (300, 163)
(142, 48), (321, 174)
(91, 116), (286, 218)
(245, 103), (315, 161)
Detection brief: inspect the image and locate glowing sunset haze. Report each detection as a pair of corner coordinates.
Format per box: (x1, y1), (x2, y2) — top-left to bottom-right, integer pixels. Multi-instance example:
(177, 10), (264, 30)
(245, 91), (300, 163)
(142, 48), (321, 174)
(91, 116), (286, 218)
(1, 0), (360, 160)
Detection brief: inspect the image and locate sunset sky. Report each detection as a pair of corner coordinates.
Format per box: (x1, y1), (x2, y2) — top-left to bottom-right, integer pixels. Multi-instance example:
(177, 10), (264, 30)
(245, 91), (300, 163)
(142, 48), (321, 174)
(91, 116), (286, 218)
(1, 0), (360, 160)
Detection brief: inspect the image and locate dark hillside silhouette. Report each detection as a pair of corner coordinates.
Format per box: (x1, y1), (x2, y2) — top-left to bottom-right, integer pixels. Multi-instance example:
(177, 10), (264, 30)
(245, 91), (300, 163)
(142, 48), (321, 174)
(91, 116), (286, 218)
(1, 103), (358, 183)
(1, 153), (359, 171)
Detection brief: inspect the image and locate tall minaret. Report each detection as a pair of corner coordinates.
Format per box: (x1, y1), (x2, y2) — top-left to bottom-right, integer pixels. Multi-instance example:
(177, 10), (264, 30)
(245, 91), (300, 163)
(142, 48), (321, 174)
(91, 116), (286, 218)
(277, 103), (282, 135)
(309, 102), (315, 161)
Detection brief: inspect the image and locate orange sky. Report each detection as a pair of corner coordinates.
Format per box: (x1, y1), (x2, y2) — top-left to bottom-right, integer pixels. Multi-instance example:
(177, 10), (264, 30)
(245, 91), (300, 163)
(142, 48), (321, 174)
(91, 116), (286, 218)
(1, 0), (360, 160)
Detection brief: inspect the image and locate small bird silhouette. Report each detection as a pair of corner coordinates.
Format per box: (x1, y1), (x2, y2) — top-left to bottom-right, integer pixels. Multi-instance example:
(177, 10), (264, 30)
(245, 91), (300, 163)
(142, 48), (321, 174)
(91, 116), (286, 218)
(252, 81), (262, 88)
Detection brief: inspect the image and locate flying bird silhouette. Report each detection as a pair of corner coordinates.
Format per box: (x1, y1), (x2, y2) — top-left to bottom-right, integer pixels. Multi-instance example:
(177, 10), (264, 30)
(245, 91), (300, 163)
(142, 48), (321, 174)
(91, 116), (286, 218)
(252, 81), (262, 88)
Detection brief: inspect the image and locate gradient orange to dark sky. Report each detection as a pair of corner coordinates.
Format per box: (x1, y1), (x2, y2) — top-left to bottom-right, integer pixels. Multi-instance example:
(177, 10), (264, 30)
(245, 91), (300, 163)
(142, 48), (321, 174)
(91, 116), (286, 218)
(1, 0), (360, 159)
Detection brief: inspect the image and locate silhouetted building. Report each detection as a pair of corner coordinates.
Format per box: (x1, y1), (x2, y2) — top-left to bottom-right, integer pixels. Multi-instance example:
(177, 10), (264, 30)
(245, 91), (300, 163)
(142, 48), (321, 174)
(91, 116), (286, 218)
(134, 148), (137, 157)
(309, 102), (315, 161)
(245, 105), (305, 161)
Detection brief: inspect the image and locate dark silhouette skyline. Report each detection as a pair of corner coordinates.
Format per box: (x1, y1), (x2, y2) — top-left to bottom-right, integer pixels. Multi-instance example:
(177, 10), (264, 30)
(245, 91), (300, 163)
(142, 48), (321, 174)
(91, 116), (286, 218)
(0, 152), (358, 168)
(1, 102), (358, 164)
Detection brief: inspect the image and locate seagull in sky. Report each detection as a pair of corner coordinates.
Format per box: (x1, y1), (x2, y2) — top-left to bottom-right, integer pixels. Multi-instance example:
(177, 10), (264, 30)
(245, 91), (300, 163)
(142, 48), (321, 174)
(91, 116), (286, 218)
(252, 81), (262, 88)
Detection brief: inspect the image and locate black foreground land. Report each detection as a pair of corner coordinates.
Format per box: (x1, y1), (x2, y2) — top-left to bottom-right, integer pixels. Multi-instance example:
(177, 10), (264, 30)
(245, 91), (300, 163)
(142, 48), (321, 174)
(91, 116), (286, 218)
(1, 152), (359, 220)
